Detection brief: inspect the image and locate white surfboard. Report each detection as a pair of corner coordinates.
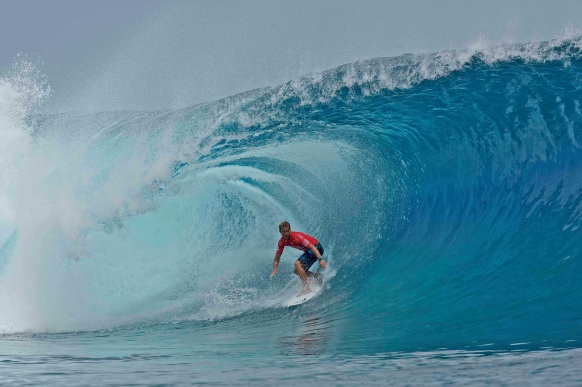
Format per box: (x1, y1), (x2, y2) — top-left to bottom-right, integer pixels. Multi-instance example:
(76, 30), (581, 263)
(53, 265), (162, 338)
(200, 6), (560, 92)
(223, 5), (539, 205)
(284, 283), (322, 307)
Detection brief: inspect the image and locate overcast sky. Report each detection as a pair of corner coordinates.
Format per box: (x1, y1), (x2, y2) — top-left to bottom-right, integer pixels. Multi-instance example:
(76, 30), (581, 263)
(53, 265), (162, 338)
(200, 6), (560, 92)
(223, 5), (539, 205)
(2, 0), (582, 112)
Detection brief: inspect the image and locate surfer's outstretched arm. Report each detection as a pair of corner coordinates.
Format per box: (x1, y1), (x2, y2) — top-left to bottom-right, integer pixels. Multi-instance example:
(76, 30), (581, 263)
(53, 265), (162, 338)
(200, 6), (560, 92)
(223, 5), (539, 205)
(270, 253), (282, 278)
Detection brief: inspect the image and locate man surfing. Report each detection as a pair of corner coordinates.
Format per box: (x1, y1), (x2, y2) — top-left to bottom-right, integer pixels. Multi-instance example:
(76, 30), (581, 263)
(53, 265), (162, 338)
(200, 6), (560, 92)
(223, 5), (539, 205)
(270, 221), (327, 295)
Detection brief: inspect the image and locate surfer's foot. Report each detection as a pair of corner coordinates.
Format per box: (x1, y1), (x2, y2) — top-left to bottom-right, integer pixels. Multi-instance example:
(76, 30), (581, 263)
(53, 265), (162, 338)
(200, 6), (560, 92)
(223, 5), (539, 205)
(306, 272), (322, 286)
(298, 288), (311, 296)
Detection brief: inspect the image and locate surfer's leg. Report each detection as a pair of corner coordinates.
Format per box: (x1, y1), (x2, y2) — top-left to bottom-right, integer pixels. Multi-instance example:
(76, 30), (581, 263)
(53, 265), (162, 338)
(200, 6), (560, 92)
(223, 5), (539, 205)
(294, 260), (310, 292)
(304, 244), (324, 279)
(295, 252), (318, 293)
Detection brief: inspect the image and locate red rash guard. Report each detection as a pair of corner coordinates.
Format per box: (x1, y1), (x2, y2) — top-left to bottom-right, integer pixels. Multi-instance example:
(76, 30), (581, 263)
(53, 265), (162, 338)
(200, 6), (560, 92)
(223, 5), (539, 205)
(276, 231), (318, 255)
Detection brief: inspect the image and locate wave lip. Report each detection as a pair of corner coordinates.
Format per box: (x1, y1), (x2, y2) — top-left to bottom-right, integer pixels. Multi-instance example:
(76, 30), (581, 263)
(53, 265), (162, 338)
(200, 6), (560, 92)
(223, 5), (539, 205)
(258, 33), (582, 106)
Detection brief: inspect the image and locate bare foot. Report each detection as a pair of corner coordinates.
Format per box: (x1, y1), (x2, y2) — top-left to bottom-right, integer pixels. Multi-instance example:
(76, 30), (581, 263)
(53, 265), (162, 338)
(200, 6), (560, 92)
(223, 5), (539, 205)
(307, 273), (322, 286)
(298, 288), (311, 296)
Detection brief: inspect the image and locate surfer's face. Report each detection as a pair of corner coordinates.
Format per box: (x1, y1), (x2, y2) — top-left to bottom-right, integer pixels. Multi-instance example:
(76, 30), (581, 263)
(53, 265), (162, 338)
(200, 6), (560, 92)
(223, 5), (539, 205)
(280, 227), (291, 240)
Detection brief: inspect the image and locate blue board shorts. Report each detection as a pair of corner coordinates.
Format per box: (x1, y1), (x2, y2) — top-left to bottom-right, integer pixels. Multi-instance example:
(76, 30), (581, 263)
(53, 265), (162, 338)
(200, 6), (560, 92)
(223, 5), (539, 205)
(297, 243), (324, 272)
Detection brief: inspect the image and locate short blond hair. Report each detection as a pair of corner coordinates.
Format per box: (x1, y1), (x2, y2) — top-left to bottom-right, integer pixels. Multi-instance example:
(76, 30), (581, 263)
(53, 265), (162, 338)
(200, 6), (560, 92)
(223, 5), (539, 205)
(279, 221), (291, 232)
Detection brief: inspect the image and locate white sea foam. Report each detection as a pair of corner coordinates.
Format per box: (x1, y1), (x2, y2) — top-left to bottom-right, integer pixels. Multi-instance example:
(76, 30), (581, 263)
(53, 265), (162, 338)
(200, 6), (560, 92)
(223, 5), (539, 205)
(0, 56), (51, 332)
(0, 59), (181, 332)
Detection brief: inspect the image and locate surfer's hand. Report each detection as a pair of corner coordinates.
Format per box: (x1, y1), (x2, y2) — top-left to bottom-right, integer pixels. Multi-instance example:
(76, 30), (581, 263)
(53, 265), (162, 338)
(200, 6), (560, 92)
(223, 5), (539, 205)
(319, 259), (327, 269)
(270, 268), (278, 278)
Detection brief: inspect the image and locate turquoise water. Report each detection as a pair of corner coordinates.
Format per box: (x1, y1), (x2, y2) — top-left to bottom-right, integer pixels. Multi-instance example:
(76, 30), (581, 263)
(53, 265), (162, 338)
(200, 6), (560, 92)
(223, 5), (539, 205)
(1, 36), (582, 385)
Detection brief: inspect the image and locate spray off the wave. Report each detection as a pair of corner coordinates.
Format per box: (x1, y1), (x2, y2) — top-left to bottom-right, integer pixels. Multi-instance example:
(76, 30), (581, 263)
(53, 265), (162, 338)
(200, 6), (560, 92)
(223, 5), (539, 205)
(0, 57), (55, 332)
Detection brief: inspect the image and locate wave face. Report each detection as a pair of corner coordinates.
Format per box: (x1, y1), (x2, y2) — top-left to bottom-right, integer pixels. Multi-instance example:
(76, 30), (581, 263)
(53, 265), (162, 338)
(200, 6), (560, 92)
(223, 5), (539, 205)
(1, 37), (582, 353)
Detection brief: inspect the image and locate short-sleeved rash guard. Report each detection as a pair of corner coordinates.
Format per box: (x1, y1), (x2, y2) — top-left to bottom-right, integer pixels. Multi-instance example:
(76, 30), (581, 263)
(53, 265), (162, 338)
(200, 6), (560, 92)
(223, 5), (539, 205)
(276, 231), (318, 255)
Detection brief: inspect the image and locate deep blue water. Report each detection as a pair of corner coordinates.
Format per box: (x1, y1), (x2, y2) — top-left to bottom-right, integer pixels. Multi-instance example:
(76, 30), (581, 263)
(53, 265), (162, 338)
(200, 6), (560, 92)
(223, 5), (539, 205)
(1, 37), (582, 385)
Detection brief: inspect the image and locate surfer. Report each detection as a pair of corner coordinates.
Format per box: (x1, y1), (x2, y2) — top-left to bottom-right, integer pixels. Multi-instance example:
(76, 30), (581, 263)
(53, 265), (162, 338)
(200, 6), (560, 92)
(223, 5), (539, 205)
(270, 221), (327, 295)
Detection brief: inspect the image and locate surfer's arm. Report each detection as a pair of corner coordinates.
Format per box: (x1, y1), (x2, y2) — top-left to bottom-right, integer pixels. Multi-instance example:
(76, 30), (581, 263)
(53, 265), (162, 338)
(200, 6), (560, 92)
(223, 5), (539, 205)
(308, 244), (327, 269)
(270, 253), (282, 277)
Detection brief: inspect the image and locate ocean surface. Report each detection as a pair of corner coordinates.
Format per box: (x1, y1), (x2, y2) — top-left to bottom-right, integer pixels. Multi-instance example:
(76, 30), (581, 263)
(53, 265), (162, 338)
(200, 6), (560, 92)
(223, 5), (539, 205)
(1, 36), (582, 385)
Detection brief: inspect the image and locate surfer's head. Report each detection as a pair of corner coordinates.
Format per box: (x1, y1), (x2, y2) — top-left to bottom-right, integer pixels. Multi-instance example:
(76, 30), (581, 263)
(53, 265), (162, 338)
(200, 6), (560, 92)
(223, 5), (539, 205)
(279, 221), (291, 240)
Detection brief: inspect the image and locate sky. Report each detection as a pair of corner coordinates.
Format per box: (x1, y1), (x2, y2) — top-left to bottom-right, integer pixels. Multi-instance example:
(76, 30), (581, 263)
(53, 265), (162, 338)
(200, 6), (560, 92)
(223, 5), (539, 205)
(2, 0), (582, 112)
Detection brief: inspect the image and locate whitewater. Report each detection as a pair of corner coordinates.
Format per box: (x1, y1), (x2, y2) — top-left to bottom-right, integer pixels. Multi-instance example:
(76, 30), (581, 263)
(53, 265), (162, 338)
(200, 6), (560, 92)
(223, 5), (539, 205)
(1, 35), (582, 385)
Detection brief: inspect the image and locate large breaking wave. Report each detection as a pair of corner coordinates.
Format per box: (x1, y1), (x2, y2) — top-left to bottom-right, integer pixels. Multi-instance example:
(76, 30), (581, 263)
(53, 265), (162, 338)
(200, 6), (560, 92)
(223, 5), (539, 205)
(0, 35), (581, 352)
